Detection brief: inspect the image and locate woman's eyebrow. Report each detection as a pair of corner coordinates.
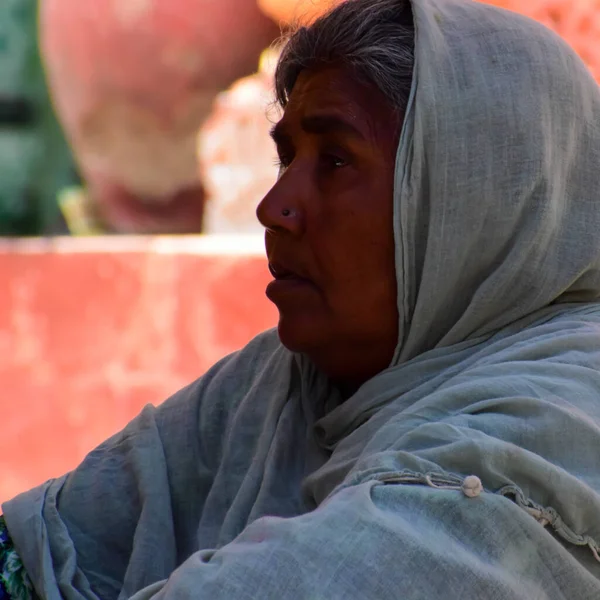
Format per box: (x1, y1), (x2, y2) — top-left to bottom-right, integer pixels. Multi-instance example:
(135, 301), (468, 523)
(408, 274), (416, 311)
(300, 114), (366, 140)
(270, 112), (366, 146)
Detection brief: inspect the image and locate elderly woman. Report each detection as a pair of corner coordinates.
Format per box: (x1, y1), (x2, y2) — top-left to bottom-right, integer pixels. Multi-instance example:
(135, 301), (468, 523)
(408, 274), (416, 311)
(3, 0), (600, 597)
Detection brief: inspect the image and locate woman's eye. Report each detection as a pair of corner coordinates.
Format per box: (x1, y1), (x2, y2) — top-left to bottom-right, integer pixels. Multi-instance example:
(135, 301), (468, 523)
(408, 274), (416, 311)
(321, 153), (348, 169)
(273, 155), (292, 174)
(273, 150), (349, 173)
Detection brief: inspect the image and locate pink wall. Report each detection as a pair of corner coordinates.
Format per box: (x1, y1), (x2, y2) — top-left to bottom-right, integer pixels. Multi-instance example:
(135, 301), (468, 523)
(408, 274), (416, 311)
(0, 236), (277, 503)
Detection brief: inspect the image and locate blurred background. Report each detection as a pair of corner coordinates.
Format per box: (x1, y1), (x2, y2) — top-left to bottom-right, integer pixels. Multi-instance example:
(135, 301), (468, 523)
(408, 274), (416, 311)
(1, 0), (598, 501)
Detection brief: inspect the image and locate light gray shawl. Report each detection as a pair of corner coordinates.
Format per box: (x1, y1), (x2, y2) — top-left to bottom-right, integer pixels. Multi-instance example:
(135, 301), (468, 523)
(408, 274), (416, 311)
(6, 0), (600, 597)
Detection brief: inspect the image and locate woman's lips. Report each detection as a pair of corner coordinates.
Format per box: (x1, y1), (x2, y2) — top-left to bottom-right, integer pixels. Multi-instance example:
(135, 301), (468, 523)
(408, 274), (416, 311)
(269, 261), (299, 279)
(266, 261), (316, 301)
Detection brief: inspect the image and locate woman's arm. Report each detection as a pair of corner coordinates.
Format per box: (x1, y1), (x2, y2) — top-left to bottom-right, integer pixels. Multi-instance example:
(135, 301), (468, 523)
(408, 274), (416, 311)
(127, 481), (600, 600)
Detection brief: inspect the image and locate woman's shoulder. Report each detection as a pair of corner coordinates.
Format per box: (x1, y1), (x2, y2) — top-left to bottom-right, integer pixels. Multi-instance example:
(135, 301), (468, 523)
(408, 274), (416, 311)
(67, 328), (291, 480)
(160, 327), (288, 413)
(150, 328), (293, 451)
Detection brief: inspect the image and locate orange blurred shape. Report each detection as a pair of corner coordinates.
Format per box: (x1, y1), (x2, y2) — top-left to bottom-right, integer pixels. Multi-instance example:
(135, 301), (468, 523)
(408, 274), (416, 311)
(197, 49), (281, 234)
(40, 0), (278, 233)
(261, 0), (600, 80)
(478, 0), (600, 81)
(258, 0), (342, 24)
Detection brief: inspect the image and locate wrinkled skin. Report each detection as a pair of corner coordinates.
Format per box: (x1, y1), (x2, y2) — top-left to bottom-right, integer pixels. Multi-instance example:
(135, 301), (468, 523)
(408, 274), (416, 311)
(257, 67), (401, 394)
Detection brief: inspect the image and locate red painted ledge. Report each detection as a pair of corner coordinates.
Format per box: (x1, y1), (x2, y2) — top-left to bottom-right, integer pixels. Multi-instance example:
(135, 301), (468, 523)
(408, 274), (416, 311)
(0, 235), (277, 503)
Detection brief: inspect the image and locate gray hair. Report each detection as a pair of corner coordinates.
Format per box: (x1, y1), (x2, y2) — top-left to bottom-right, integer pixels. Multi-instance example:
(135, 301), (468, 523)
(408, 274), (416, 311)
(274, 0), (415, 116)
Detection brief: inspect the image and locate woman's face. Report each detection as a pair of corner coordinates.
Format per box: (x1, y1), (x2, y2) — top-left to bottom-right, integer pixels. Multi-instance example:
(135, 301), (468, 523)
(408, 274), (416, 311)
(256, 66), (401, 390)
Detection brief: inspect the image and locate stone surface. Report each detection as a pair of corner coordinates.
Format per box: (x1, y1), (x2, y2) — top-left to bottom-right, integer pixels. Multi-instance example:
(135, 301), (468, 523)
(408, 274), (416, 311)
(0, 236), (277, 502)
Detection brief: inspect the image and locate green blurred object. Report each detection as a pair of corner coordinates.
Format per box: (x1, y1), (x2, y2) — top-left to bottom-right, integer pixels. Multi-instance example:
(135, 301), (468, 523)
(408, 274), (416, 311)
(0, 0), (78, 235)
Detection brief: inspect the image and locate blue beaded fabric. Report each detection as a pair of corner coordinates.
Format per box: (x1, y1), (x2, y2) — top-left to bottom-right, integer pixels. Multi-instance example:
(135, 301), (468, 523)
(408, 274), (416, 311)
(0, 517), (36, 600)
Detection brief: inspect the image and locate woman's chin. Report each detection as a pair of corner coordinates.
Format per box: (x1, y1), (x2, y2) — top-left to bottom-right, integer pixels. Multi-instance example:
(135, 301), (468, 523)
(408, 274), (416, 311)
(276, 314), (325, 354)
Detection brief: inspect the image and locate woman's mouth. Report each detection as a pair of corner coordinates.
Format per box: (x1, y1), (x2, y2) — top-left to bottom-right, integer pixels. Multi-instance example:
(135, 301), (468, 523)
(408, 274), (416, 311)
(266, 261), (316, 301)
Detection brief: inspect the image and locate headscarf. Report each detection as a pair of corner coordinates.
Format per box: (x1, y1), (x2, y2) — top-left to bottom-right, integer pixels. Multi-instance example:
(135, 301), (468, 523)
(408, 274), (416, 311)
(391, 0), (600, 363)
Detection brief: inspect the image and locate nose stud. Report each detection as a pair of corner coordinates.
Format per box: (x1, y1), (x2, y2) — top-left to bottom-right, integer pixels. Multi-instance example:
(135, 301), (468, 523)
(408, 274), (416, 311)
(282, 208), (291, 217)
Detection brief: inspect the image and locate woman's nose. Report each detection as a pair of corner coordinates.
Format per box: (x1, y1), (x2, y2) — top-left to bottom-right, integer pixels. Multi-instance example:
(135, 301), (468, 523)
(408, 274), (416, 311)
(256, 172), (303, 236)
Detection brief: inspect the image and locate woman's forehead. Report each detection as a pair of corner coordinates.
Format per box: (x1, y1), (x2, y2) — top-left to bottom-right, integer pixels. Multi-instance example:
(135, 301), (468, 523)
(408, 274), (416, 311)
(277, 66), (398, 142)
